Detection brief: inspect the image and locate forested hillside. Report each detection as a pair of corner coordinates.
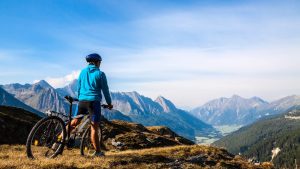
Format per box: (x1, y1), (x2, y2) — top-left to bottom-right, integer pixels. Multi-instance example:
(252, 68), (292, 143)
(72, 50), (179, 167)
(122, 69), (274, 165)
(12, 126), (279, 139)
(214, 108), (300, 169)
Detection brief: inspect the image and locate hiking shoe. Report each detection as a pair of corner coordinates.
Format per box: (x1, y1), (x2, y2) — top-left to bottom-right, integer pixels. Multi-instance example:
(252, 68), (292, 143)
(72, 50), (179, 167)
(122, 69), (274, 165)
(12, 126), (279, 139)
(91, 151), (105, 157)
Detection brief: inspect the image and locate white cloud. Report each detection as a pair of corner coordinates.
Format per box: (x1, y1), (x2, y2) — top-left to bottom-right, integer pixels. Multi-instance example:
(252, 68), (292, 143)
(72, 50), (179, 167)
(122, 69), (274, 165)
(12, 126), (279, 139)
(106, 44), (300, 108)
(129, 2), (300, 51)
(107, 45), (300, 79)
(44, 70), (80, 88)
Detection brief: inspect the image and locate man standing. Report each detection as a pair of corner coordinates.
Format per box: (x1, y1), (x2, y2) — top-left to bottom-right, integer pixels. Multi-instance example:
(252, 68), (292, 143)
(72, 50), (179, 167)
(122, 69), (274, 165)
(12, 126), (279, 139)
(71, 53), (113, 157)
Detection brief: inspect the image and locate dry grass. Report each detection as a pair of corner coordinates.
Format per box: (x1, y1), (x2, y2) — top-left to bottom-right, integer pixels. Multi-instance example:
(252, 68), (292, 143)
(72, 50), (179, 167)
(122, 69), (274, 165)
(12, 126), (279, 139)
(0, 145), (273, 169)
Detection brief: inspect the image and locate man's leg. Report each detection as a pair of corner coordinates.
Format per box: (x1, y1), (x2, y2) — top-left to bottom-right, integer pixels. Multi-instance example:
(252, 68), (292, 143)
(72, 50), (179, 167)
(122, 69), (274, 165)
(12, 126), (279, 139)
(90, 122), (101, 153)
(57, 118), (81, 140)
(68, 118), (81, 132)
(69, 101), (86, 134)
(53, 118), (81, 151)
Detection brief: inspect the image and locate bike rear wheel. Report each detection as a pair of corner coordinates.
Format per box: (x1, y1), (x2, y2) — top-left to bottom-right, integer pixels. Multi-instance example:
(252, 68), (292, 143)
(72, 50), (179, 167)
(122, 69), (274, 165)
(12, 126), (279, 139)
(80, 125), (102, 156)
(26, 116), (66, 159)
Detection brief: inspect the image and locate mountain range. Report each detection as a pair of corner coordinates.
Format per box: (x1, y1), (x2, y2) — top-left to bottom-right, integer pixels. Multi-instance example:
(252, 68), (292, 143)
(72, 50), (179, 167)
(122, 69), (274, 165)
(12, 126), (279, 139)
(1, 80), (70, 114)
(110, 92), (219, 140)
(0, 86), (44, 117)
(0, 80), (219, 141)
(0, 81), (131, 122)
(190, 95), (300, 126)
(2, 79), (299, 142)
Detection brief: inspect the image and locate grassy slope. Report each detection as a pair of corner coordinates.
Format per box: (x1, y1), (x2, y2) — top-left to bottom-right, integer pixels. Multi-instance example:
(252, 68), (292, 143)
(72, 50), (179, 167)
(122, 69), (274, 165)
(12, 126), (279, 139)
(0, 106), (41, 144)
(0, 145), (273, 169)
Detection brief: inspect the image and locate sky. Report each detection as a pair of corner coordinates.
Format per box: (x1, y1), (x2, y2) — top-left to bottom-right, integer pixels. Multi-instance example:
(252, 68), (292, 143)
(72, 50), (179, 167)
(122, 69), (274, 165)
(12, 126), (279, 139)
(0, 0), (300, 109)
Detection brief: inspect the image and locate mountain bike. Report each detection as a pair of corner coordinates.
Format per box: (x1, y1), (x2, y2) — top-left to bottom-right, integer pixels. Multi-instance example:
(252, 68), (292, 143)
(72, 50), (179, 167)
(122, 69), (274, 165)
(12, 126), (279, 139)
(26, 96), (109, 159)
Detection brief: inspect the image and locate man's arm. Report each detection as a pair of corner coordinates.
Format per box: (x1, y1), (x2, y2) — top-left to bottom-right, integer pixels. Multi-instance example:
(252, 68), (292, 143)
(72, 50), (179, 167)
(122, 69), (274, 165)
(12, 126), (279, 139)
(77, 73), (81, 98)
(100, 72), (112, 105)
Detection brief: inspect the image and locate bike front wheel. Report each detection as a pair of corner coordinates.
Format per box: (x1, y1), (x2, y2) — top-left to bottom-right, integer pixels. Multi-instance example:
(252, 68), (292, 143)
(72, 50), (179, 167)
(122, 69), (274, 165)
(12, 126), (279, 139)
(26, 116), (66, 159)
(80, 125), (102, 156)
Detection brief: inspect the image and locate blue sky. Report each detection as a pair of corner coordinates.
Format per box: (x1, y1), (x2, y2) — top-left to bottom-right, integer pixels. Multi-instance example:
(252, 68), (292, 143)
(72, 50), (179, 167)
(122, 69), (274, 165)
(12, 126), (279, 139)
(0, 0), (300, 108)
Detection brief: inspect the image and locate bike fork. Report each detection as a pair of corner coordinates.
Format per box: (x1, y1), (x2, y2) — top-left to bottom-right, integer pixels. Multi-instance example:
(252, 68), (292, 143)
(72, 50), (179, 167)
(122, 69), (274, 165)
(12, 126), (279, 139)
(67, 103), (73, 141)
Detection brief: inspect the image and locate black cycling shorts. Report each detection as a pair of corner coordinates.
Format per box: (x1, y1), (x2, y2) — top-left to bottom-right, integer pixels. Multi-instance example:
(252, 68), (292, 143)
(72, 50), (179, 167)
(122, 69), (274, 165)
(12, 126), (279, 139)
(73, 100), (101, 122)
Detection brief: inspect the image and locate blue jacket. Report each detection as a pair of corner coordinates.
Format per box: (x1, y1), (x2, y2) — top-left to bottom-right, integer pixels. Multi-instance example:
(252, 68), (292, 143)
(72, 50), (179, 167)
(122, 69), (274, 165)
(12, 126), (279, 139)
(77, 64), (112, 104)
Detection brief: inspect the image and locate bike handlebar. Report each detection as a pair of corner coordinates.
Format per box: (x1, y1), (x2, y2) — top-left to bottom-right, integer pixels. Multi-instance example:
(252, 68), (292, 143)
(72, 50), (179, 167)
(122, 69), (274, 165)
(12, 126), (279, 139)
(101, 104), (110, 109)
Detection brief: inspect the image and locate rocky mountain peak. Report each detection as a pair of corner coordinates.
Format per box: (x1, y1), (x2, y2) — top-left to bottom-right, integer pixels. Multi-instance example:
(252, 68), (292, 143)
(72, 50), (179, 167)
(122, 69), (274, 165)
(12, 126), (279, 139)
(125, 91), (141, 99)
(69, 79), (78, 86)
(56, 79), (78, 98)
(281, 95), (300, 101)
(261, 95), (300, 112)
(34, 80), (53, 89)
(6, 83), (22, 89)
(251, 96), (268, 103)
(231, 94), (242, 99)
(66, 79), (78, 91)
(155, 96), (177, 113)
(229, 95), (248, 104)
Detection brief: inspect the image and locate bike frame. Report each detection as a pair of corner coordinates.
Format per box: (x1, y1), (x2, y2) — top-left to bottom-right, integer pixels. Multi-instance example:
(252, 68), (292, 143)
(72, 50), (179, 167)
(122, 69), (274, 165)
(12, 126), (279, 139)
(64, 96), (78, 142)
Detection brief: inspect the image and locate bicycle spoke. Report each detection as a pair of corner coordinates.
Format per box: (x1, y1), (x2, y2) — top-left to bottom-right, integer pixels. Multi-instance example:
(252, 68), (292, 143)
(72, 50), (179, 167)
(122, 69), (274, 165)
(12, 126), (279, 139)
(28, 118), (65, 158)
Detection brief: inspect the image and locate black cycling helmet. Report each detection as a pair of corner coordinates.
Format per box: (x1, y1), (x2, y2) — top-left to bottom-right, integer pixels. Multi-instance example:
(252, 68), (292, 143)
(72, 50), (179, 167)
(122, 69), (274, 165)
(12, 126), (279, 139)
(86, 53), (102, 62)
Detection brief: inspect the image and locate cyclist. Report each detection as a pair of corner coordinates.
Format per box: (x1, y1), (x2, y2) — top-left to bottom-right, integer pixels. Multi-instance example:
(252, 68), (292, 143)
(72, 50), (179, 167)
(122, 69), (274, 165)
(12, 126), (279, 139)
(69, 53), (113, 157)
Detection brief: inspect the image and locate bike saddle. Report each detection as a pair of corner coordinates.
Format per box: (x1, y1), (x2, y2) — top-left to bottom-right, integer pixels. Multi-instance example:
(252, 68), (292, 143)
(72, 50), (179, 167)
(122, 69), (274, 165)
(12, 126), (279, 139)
(65, 95), (79, 103)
